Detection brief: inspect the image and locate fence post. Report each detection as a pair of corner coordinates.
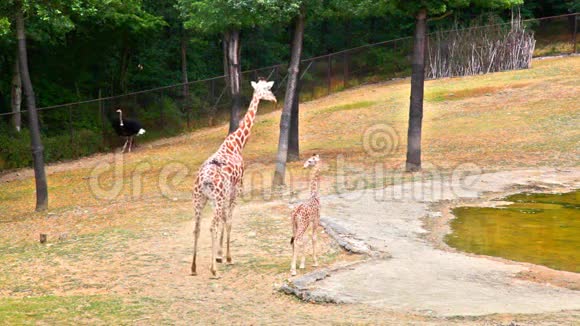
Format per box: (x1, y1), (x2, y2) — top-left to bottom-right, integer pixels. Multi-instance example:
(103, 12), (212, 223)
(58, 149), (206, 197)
(311, 61), (316, 99)
(210, 79), (216, 105)
(68, 104), (74, 154)
(327, 55), (332, 95)
(160, 89), (165, 129)
(98, 89), (106, 149)
(343, 51), (349, 88)
(574, 13), (578, 54)
(185, 84), (191, 130)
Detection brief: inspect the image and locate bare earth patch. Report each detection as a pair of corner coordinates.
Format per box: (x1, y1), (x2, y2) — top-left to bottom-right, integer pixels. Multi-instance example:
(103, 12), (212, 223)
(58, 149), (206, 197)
(285, 169), (580, 318)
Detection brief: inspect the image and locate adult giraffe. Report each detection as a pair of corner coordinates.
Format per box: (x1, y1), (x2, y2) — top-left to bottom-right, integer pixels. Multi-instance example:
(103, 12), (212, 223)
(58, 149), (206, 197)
(191, 79), (276, 277)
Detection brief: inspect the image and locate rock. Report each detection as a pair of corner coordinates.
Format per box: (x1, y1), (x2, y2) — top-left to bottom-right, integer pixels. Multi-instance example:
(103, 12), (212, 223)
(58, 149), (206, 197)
(428, 212), (442, 218)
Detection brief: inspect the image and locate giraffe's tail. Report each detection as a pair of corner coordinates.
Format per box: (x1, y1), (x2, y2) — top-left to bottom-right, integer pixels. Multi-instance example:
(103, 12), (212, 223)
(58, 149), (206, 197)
(201, 180), (214, 198)
(290, 212), (297, 246)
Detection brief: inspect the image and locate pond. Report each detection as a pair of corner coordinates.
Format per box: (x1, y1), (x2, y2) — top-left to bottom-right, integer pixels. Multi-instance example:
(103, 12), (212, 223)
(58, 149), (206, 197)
(445, 190), (579, 273)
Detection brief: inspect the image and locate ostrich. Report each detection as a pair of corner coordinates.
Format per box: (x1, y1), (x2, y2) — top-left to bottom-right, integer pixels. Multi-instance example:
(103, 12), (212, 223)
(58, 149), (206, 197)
(111, 108), (146, 153)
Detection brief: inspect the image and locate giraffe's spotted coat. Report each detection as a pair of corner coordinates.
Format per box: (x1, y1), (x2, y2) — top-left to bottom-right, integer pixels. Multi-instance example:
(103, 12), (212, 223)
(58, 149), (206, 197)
(290, 154), (321, 276)
(191, 80), (276, 277)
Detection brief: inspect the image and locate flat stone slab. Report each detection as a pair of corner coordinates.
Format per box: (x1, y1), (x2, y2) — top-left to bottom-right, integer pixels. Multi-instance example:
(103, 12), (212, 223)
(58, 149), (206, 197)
(285, 168), (580, 317)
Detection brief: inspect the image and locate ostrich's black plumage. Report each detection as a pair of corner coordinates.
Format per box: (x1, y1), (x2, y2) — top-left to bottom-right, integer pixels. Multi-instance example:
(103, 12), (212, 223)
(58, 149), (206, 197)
(111, 118), (143, 137)
(111, 109), (146, 153)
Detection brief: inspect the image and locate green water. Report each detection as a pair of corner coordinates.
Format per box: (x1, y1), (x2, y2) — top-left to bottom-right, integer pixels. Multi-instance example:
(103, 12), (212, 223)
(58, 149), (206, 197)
(445, 190), (579, 273)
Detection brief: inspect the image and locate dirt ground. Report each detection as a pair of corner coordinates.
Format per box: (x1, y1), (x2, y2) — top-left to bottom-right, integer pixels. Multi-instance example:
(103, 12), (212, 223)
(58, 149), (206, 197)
(284, 169), (580, 318)
(0, 56), (579, 324)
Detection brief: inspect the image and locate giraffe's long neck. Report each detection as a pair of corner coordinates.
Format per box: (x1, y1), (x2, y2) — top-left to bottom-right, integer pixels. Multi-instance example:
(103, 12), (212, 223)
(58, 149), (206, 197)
(310, 165), (320, 197)
(224, 94), (259, 153)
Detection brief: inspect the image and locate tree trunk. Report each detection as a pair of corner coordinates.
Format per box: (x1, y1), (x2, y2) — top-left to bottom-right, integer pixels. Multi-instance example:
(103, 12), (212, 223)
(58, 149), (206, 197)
(181, 31), (190, 127)
(223, 35), (229, 88)
(11, 54), (22, 132)
(287, 77), (301, 162)
(273, 9), (305, 185)
(16, 5), (48, 211)
(405, 9), (427, 172)
(119, 37), (130, 94)
(224, 30), (242, 134)
(181, 34), (189, 89)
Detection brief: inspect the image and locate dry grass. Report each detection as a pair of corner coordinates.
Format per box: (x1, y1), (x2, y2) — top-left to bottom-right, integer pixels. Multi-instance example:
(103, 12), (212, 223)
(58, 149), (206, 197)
(0, 56), (579, 324)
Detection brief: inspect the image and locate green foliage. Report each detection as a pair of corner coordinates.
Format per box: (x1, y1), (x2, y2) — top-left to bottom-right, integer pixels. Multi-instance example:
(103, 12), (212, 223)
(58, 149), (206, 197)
(89, 0), (165, 33)
(142, 96), (185, 130)
(521, 0), (579, 18)
(0, 129), (32, 170)
(388, 0), (523, 16)
(0, 125), (105, 169)
(0, 17), (9, 36)
(177, 0), (261, 33)
(0, 0), (570, 171)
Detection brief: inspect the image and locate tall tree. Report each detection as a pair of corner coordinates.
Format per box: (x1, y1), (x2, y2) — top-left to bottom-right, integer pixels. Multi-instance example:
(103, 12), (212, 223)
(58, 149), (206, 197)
(177, 0), (260, 134)
(273, 0), (370, 185)
(390, 0), (522, 172)
(93, 1), (164, 94)
(181, 28), (189, 111)
(287, 77), (301, 161)
(11, 54), (21, 132)
(0, 0), (161, 209)
(273, 6), (306, 185)
(15, 1), (48, 211)
(405, 7), (427, 172)
(223, 29), (242, 133)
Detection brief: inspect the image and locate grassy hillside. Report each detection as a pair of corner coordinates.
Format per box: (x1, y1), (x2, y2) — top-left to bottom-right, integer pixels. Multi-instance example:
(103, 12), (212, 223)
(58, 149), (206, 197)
(2, 56), (578, 219)
(0, 56), (578, 324)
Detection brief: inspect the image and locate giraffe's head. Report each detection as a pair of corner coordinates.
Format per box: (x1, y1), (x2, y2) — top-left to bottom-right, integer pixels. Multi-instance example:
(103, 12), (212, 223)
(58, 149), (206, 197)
(250, 79), (277, 103)
(303, 154), (320, 168)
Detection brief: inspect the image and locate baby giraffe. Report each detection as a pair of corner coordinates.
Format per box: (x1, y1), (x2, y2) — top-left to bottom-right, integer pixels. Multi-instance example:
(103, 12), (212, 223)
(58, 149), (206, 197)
(290, 154), (321, 276)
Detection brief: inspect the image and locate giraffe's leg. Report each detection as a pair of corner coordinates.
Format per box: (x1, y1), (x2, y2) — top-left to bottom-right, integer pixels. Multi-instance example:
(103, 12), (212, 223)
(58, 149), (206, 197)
(312, 223), (319, 267)
(225, 220), (233, 264)
(294, 219), (307, 270)
(299, 222), (307, 269)
(299, 236), (306, 269)
(216, 223), (224, 263)
(291, 237), (298, 276)
(191, 190), (207, 276)
(225, 199), (236, 264)
(121, 137), (129, 153)
(210, 201), (225, 278)
(290, 214), (298, 276)
(299, 241), (306, 269)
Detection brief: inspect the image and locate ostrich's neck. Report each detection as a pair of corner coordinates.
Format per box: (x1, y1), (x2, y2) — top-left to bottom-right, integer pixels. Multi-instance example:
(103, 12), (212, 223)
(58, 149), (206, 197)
(118, 112), (124, 126)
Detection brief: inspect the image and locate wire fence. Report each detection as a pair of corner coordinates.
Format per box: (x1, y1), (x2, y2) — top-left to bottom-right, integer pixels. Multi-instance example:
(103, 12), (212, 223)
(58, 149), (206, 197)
(0, 13), (577, 170)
